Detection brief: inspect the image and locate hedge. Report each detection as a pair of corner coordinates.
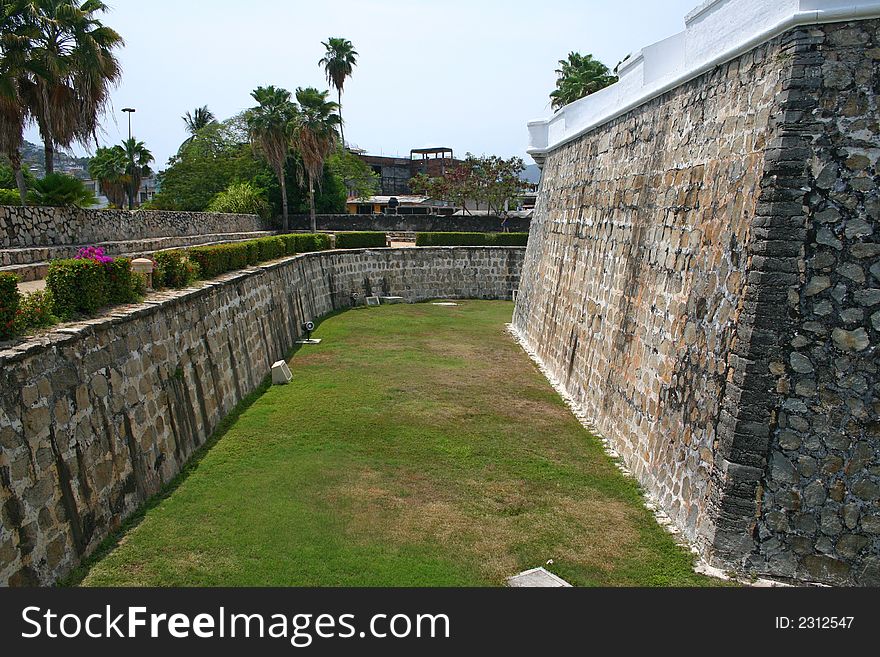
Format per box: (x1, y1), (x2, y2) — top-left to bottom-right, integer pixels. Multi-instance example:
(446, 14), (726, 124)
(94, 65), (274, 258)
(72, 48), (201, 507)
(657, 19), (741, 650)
(0, 272), (20, 340)
(154, 250), (199, 288)
(414, 232), (529, 247)
(334, 232), (387, 249)
(490, 232), (529, 246)
(152, 233), (332, 289)
(46, 255), (147, 320)
(46, 258), (110, 318)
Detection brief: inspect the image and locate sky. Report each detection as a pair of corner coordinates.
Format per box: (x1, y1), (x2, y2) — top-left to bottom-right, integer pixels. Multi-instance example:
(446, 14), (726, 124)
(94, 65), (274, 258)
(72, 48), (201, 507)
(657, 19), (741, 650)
(25, 0), (701, 170)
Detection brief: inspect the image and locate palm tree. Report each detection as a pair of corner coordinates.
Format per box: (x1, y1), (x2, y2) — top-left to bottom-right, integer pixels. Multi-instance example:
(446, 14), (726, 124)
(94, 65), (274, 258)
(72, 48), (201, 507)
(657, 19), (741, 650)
(246, 85), (296, 230)
(18, 0), (124, 174)
(87, 144), (127, 206)
(318, 37), (357, 147)
(180, 105), (216, 150)
(0, 0), (38, 204)
(291, 87), (340, 233)
(120, 137), (153, 208)
(550, 52), (617, 110)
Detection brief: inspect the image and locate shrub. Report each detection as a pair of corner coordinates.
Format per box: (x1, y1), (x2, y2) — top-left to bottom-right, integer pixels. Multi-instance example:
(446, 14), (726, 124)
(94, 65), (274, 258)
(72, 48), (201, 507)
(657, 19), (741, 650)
(415, 232), (489, 246)
(0, 188), (23, 205)
(154, 250), (199, 288)
(46, 258), (109, 318)
(0, 272), (20, 340)
(30, 173), (98, 207)
(105, 258), (140, 305)
(291, 233), (331, 253)
(490, 232), (529, 246)
(335, 232), (387, 249)
(208, 182), (272, 219)
(414, 232), (529, 246)
(13, 289), (57, 334)
(256, 236), (286, 261)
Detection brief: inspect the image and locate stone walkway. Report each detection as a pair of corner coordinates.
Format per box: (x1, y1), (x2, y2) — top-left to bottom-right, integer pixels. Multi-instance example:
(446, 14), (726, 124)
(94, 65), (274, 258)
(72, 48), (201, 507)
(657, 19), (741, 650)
(18, 279), (46, 294)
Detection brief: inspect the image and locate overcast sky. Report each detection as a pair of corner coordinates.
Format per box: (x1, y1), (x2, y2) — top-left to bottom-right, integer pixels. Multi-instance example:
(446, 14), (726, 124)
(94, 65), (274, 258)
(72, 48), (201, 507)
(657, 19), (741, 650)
(25, 0), (701, 169)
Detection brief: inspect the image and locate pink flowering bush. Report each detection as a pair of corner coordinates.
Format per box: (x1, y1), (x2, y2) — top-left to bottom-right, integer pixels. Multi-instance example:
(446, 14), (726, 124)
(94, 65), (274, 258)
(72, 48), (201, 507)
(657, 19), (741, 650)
(74, 246), (114, 264)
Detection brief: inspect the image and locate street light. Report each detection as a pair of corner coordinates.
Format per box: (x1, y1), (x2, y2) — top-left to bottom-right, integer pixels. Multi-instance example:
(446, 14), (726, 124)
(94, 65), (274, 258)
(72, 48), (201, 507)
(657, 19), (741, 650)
(122, 107), (136, 209)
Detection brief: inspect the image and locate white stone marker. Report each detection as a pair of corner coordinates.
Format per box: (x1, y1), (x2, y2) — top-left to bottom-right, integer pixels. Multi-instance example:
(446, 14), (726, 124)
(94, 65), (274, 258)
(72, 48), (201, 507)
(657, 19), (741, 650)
(271, 360), (292, 385)
(366, 296), (381, 307)
(131, 258), (155, 290)
(379, 296), (404, 304)
(506, 567), (572, 588)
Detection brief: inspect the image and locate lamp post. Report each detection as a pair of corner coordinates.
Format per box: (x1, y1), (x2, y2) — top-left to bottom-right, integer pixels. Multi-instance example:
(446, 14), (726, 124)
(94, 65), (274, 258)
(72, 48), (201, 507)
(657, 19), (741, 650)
(122, 107), (136, 209)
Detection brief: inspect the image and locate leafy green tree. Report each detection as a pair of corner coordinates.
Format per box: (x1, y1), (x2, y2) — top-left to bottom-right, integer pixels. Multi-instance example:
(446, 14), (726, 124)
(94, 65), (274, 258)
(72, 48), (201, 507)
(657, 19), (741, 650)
(30, 171), (96, 206)
(291, 86), (341, 232)
(318, 37), (357, 147)
(246, 86), (296, 230)
(208, 181), (271, 219)
(88, 145), (127, 207)
(550, 52), (617, 110)
(150, 114), (346, 220)
(0, 160), (36, 191)
(328, 147), (378, 201)
(16, 0), (124, 173)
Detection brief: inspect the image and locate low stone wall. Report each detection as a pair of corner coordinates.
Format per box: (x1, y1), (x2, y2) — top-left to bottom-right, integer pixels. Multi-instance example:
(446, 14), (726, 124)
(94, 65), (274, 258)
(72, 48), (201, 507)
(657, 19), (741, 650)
(0, 206), (267, 249)
(288, 214), (531, 234)
(0, 247), (524, 586)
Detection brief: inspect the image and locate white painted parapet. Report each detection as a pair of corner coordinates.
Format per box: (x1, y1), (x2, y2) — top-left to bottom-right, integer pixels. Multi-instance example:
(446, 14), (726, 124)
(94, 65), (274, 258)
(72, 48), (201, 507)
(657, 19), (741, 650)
(527, 0), (880, 161)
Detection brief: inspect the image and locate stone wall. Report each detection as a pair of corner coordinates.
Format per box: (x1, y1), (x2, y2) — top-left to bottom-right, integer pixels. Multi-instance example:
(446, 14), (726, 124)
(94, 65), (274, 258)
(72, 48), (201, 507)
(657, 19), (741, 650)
(0, 247), (524, 586)
(0, 206), (267, 249)
(288, 214), (531, 234)
(513, 21), (879, 585)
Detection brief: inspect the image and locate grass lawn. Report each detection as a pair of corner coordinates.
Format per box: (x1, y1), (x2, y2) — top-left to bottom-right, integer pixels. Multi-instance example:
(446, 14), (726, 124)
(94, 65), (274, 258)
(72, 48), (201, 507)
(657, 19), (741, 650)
(75, 300), (723, 587)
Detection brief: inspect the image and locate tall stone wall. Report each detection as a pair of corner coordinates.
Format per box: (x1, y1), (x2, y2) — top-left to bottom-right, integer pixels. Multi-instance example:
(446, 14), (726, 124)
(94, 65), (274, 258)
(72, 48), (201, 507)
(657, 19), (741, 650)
(0, 247), (523, 586)
(513, 21), (879, 585)
(0, 206), (267, 249)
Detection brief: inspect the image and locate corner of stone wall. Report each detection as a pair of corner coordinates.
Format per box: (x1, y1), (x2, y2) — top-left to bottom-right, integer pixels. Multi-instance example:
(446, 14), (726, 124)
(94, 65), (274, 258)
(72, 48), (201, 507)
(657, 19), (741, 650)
(701, 25), (822, 574)
(705, 21), (880, 585)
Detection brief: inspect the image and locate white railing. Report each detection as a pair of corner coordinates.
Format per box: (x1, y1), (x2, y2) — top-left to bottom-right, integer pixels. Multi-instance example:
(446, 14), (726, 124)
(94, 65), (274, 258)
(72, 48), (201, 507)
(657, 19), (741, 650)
(527, 0), (880, 159)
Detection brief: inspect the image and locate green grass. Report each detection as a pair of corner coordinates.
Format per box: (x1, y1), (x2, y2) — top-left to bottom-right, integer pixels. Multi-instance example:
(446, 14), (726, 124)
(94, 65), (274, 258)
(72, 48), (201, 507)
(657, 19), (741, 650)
(75, 301), (724, 587)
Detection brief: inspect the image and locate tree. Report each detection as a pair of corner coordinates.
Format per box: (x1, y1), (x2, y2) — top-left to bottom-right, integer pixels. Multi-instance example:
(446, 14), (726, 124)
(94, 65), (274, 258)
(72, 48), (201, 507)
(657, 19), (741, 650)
(318, 37), (357, 147)
(30, 171), (96, 206)
(475, 155), (526, 215)
(17, 0), (124, 174)
(0, 0), (37, 204)
(291, 87), (341, 232)
(120, 138), (153, 208)
(87, 144), (127, 207)
(180, 105), (216, 150)
(208, 181), (271, 219)
(410, 154), (525, 216)
(328, 147), (378, 201)
(246, 85), (296, 230)
(550, 52), (616, 110)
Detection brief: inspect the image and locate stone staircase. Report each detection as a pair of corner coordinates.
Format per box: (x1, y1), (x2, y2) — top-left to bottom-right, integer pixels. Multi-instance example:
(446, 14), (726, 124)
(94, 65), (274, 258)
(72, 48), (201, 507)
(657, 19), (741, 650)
(0, 230), (276, 282)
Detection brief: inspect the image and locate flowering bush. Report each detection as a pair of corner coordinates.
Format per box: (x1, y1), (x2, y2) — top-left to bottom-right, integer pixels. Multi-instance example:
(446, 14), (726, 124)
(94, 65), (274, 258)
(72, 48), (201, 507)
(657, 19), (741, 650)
(75, 246), (114, 264)
(13, 289), (56, 334)
(0, 273), (20, 340)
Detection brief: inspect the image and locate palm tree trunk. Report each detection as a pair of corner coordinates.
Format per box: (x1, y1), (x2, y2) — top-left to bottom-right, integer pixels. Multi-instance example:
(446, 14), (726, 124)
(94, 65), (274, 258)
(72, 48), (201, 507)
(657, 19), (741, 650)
(308, 172), (317, 233)
(337, 88), (345, 147)
(9, 150), (28, 206)
(44, 140), (55, 175)
(279, 168), (289, 232)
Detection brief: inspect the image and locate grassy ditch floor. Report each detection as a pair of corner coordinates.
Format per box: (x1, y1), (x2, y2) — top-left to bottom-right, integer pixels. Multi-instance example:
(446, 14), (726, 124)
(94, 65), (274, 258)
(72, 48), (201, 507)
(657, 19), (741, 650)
(77, 300), (723, 587)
